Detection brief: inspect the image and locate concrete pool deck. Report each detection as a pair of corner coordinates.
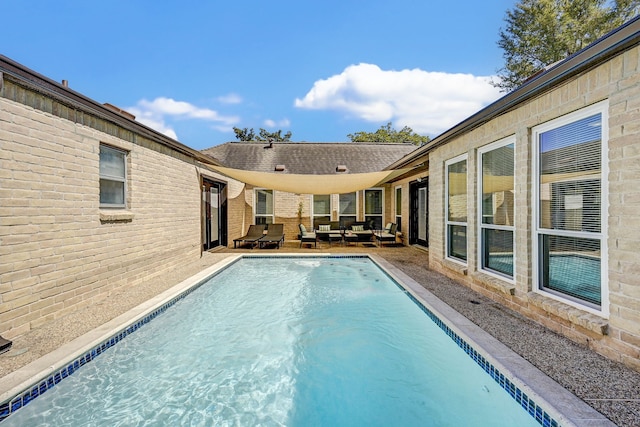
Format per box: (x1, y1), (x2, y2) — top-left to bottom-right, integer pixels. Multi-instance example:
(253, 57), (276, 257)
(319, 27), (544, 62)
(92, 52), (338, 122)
(1, 244), (638, 426)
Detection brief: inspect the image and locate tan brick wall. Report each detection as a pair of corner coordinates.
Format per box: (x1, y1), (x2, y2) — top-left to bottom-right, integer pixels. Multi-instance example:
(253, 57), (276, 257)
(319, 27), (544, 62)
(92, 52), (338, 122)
(417, 46), (640, 371)
(0, 93), (236, 338)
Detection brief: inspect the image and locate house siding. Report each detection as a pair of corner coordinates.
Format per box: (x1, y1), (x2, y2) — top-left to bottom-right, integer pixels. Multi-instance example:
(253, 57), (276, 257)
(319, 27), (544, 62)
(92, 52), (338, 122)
(424, 45), (640, 371)
(0, 78), (235, 339)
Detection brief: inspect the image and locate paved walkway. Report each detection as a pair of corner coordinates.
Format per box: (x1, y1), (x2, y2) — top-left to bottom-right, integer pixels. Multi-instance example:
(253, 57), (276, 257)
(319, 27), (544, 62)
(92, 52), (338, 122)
(1, 243), (638, 426)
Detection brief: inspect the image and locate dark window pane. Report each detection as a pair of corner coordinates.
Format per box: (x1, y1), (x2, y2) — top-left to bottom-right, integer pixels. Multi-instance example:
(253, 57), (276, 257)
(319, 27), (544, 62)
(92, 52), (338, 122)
(448, 225), (467, 261)
(313, 195), (331, 215)
(539, 235), (601, 306)
(339, 193), (356, 215)
(339, 216), (356, 228)
(365, 190), (382, 215)
(99, 179), (125, 205)
(365, 215), (383, 230)
(482, 229), (513, 277)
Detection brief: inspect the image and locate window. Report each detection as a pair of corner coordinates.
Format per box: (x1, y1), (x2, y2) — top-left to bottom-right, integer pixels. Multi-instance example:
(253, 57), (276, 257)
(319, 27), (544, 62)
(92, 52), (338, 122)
(339, 192), (357, 228)
(255, 189), (274, 225)
(364, 188), (383, 230)
(533, 102), (607, 313)
(395, 186), (402, 232)
(446, 155), (467, 262)
(478, 138), (515, 278)
(313, 194), (331, 227)
(99, 145), (127, 208)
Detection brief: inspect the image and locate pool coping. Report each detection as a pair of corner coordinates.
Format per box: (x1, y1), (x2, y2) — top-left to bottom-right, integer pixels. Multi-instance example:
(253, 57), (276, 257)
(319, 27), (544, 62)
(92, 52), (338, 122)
(0, 253), (614, 426)
(369, 254), (614, 427)
(0, 255), (242, 414)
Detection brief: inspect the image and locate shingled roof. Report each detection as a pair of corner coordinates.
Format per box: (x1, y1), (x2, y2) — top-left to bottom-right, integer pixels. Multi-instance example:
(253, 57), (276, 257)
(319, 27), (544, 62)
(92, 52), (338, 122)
(202, 142), (417, 174)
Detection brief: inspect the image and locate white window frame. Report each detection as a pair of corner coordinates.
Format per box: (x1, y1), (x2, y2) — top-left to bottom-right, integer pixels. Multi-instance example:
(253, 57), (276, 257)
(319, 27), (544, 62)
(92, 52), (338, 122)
(477, 136), (516, 282)
(254, 188), (274, 224)
(364, 187), (384, 230)
(99, 144), (127, 208)
(445, 154), (468, 265)
(531, 101), (609, 317)
(395, 185), (402, 231)
(312, 194), (332, 228)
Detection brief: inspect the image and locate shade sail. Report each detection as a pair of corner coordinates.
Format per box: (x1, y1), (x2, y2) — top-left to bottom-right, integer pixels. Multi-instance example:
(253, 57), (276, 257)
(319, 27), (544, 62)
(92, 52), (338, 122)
(210, 166), (416, 194)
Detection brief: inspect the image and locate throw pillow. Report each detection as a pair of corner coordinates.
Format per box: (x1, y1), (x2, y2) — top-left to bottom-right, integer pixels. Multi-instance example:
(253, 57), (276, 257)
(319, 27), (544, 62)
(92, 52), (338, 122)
(319, 224), (331, 231)
(352, 225), (364, 232)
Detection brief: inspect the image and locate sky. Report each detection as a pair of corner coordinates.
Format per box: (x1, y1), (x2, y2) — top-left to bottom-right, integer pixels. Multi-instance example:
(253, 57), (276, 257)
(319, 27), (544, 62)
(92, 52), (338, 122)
(2, 1), (516, 150)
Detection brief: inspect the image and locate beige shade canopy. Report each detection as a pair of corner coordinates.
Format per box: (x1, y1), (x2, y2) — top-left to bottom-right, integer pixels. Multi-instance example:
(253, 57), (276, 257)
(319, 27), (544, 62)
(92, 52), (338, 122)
(211, 166), (416, 194)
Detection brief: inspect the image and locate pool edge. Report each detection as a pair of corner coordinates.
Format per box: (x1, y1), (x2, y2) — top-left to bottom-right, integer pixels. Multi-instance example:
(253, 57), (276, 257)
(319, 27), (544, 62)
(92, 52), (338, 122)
(0, 253), (614, 426)
(0, 254), (242, 413)
(368, 254), (615, 427)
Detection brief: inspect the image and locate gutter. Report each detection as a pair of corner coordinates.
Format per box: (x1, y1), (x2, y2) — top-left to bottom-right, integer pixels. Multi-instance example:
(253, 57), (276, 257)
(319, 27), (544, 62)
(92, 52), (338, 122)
(0, 55), (222, 168)
(387, 16), (640, 170)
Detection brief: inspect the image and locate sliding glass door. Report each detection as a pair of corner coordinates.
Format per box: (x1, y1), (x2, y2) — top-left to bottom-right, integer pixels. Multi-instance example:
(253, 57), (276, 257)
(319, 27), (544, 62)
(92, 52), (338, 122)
(202, 179), (227, 250)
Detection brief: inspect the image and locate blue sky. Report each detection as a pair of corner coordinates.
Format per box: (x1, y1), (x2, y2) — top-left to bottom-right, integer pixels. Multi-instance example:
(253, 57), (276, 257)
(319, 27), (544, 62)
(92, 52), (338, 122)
(2, 1), (515, 150)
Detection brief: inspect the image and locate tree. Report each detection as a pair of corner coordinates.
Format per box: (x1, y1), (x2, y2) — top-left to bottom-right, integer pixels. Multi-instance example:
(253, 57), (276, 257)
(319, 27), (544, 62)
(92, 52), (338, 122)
(494, 0), (640, 92)
(257, 128), (292, 142)
(232, 127), (292, 142)
(347, 122), (430, 145)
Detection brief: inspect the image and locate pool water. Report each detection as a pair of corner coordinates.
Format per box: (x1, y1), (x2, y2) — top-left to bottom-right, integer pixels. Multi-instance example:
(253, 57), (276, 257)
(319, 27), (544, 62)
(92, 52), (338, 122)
(4, 257), (540, 426)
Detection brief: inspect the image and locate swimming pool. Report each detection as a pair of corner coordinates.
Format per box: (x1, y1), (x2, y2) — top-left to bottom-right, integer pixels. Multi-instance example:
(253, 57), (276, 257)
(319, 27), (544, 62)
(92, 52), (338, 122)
(0, 255), (595, 426)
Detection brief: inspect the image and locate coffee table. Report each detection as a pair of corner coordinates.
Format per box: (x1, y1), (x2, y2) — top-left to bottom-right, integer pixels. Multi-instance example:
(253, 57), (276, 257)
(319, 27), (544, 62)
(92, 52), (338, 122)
(328, 233), (343, 246)
(343, 233), (358, 246)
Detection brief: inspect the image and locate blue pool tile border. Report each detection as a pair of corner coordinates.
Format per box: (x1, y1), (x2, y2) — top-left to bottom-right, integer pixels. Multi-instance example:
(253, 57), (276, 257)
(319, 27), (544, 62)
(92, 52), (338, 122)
(1, 255), (559, 426)
(0, 258), (240, 423)
(397, 286), (559, 427)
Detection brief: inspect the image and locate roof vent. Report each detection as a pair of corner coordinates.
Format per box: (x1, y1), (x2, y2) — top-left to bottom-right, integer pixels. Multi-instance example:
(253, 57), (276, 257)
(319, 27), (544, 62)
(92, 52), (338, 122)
(336, 165), (347, 172)
(274, 164), (286, 172)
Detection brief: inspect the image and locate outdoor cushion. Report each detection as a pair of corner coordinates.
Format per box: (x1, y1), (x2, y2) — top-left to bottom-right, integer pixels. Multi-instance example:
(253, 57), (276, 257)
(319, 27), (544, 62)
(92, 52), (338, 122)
(352, 225), (364, 232)
(300, 224), (308, 236)
(319, 224), (331, 231)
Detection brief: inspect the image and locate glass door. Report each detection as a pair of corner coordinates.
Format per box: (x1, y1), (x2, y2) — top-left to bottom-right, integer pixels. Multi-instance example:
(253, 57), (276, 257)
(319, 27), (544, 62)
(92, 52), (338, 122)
(410, 179), (429, 247)
(202, 179), (227, 250)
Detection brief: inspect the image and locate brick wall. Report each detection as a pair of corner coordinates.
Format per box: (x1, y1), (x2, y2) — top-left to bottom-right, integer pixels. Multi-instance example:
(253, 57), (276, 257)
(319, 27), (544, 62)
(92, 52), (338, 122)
(423, 46), (640, 371)
(0, 85), (235, 338)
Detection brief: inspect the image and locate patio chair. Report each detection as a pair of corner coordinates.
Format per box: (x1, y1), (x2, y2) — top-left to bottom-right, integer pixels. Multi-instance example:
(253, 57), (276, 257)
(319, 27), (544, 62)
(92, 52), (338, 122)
(299, 224), (317, 248)
(233, 224), (266, 248)
(375, 223), (398, 247)
(259, 223), (285, 249)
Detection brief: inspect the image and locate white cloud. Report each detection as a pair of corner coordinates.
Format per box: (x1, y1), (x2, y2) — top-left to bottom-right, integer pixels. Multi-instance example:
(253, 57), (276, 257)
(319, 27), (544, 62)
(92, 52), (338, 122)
(264, 118), (291, 128)
(127, 97), (240, 140)
(217, 93), (243, 104)
(295, 63), (502, 136)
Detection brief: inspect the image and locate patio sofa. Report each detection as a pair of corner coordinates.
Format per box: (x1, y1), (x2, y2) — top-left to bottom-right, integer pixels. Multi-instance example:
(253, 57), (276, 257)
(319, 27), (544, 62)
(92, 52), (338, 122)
(315, 221), (341, 242)
(344, 221), (374, 244)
